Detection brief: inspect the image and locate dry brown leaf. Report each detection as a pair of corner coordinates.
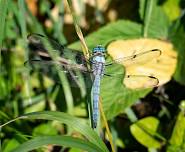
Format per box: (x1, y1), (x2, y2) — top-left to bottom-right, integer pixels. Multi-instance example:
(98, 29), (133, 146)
(107, 39), (177, 89)
(96, 0), (109, 11)
(26, 0), (38, 16)
(107, 9), (118, 21)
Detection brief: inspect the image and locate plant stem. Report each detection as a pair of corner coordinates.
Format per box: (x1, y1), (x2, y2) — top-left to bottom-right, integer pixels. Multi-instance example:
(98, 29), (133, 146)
(143, 0), (154, 37)
(100, 97), (116, 152)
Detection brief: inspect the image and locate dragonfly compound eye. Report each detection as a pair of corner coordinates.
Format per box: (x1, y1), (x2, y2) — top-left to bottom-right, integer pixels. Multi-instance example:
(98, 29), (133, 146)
(93, 45), (106, 53)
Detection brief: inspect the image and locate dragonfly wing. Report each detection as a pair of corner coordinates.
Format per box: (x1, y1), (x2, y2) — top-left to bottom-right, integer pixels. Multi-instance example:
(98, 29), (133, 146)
(27, 33), (89, 65)
(124, 75), (159, 89)
(26, 33), (93, 88)
(25, 59), (93, 88)
(27, 33), (64, 52)
(24, 59), (90, 72)
(103, 72), (159, 89)
(106, 49), (161, 67)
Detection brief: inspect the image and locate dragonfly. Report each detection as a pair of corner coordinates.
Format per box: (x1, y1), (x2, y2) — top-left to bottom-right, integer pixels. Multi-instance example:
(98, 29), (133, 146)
(25, 33), (161, 128)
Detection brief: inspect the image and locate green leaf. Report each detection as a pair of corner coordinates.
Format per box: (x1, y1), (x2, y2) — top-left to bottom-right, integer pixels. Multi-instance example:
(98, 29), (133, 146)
(2, 139), (20, 152)
(130, 116), (162, 148)
(139, 0), (147, 20)
(162, 0), (181, 21)
(101, 72), (150, 120)
(69, 20), (142, 50)
(32, 122), (58, 136)
(169, 14), (185, 85)
(140, 0), (170, 38)
(5, 14), (17, 39)
(18, 0), (27, 41)
(167, 104), (185, 152)
(169, 108), (185, 146)
(167, 145), (185, 152)
(70, 20), (151, 120)
(4, 111), (108, 152)
(69, 148), (83, 152)
(11, 135), (103, 152)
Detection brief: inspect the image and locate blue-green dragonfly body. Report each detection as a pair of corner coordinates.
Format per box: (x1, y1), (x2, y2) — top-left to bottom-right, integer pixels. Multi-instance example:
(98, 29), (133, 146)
(91, 46), (106, 128)
(25, 33), (161, 128)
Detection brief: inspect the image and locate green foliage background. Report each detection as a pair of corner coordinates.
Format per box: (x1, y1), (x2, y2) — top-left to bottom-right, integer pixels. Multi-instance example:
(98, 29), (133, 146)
(0, 0), (185, 151)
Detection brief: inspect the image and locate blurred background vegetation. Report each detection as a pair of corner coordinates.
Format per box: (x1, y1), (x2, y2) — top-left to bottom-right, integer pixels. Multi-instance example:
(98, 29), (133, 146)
(0, 0), (185, 151)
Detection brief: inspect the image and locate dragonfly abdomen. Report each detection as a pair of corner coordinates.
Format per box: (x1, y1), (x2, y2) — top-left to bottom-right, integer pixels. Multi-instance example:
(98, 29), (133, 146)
(92, 75), (101, 128)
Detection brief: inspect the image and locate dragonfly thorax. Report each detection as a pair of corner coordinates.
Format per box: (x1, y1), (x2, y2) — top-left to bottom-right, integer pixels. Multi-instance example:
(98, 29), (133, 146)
(91, 46), (106, 76)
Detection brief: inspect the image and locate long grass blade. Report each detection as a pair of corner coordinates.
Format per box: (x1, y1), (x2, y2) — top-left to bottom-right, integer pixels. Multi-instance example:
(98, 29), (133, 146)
(0, 0), (9, 66)
(0, 111), (109, 152)
(17, 0), (33, 106)
(25, 4), (74, 115)
(66, 0), (90, 59)
(143, 0), (154, 37)
(12, 135), (102, 152)
(0, 0), (8, 48)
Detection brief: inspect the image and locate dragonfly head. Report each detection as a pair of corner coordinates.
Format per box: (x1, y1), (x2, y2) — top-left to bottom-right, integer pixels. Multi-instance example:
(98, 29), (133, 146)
(92, 45), (106, 54)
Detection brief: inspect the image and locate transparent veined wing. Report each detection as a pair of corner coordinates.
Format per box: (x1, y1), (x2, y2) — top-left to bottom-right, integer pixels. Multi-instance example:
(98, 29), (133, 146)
(27, 33), (89, 65)
(24, 59), (93, 88)
(103, 71), (159, 89)
(106, 49), (162, 67)
(123, 75), (159, 89)
(103, 49), (161, 89)
(27, 33), (64, 53)
(25, 34), (93, 88)
(24, 59), (90, 73)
